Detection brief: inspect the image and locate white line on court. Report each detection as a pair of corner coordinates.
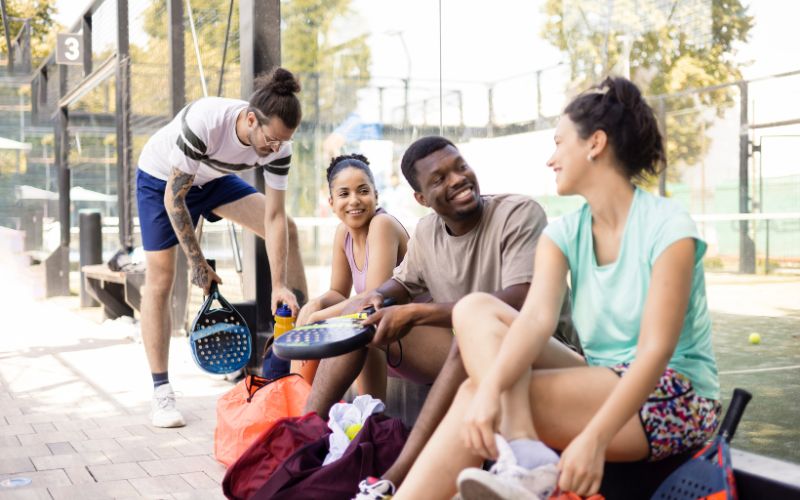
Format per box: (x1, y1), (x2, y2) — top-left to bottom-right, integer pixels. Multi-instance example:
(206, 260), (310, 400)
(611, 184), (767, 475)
(719, 364), (800, 375)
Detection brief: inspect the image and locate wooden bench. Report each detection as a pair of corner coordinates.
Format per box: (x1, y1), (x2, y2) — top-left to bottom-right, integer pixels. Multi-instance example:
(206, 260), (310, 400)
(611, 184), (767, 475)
(81, 264), (145, 320)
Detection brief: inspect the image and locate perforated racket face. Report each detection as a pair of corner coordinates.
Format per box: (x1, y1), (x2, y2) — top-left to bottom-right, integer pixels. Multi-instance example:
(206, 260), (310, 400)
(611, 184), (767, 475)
(651, 442), (729, 500)
(190, 309), (252, 374)
(273, 318), (373, 360)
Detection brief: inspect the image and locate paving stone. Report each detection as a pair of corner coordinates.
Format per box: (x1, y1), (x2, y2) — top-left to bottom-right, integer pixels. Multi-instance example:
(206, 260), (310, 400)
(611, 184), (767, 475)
(202, 461), (226, 483)
(31, 423), (56, 434)
(101, 447), (159, 464)
(0, 469), (71, 487)
(71, 438), (121, 453)
(31, 452), (110, 471)
(0, 457), (35, 474)
(0, 487), (53, 500)
(0, 445), (50, 459)
(63, 465), (96, 485)
(6, 413), (70, 425)
(0, 436), (20, 447)
(82, 427), (132, 439)
(174, 441), (211, 457)
(129, 475), (194, 496)
(46, 442), (77, 455)
(147, 446), (184, 460)
(170, 488), (227, 499)
(47, 479), (139, 500)
(179, 471), (219, 490)
(0, 423), (34, 437)
(53, 420), (99, 432)
(87, 462), (148, 482)
(18, 431), (87, 446)
(138, 456), (219, 477)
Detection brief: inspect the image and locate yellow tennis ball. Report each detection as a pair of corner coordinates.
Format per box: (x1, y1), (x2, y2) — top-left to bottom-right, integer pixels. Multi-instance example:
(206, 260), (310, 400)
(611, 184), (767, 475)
(748, 332), (761, 345)
(345, 423), (363, 440)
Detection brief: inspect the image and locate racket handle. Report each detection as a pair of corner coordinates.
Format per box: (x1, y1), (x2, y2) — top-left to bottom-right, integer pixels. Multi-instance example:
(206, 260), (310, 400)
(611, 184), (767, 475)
(363, 297), (397, 315)
(719, 388), (752, 443)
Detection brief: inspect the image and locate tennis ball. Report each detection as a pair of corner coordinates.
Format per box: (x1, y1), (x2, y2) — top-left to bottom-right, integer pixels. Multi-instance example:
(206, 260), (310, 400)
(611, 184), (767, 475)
(345, 423), (363, 440)
(748, 332), (761, 345)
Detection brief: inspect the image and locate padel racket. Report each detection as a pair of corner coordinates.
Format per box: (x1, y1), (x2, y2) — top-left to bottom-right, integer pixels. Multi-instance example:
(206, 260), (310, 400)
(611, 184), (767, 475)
(651, 388), (752, 500)
(189, 282), (252, 374)
(273, 298), (396, 360)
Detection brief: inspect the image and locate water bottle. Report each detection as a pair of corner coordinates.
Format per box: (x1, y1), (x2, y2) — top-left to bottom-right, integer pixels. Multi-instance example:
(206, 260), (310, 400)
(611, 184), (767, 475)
(263, 304), (293, 379)
(273, 303), (295, 338)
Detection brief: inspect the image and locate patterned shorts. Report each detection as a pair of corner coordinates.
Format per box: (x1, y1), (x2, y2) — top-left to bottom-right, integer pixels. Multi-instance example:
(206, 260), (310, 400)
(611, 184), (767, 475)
(609, 363), (721, 461)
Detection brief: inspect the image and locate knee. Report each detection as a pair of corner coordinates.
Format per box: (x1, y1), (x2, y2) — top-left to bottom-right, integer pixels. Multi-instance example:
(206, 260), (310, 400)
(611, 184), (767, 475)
(144, 269), (175, 296)
(453, 292), (494, 327)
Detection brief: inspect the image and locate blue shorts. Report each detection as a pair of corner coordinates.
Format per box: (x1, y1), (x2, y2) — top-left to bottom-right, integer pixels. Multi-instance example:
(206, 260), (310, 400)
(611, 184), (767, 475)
(136, 168), (258, 251)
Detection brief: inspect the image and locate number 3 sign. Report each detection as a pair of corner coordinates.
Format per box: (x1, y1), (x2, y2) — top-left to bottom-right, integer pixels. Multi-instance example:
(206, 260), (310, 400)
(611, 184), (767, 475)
(56, 33), (83, 65)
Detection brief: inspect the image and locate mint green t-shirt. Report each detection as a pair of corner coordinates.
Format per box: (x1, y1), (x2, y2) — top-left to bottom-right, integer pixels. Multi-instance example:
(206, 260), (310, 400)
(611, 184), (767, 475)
(543, 188), (719, 400)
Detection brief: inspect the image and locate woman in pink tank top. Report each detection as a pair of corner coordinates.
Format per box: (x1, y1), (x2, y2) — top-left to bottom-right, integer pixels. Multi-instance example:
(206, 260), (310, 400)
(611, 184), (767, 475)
(295, 154), (410, 396)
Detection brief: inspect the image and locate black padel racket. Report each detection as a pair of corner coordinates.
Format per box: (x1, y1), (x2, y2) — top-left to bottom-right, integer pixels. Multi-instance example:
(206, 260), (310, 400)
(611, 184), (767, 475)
(651, 388), (752, 500)
(189, 282), (252, 374)
(273, 298), (396, 360)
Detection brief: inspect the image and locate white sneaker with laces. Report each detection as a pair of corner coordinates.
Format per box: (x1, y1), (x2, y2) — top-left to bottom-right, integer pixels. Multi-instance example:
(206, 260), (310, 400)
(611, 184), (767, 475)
(150, 383), (185, 428)
(353, 476), (396, 500)
(458, 434), (558, 500)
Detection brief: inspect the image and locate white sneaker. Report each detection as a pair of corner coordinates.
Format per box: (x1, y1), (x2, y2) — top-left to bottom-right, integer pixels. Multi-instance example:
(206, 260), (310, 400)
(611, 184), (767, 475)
(353, 477), (396, 500)
(150, 383), (185, 428)
(458, 435), (558, 500)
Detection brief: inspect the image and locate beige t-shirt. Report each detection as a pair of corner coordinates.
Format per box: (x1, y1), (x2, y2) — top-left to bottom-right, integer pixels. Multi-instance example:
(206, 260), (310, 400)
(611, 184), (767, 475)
(393, 193), (578, 348)
(394, 194), (540, 301)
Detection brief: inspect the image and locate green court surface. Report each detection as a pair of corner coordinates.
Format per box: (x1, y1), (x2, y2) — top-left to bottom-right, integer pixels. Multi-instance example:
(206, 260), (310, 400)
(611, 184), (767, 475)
(711, 297), (800, 464)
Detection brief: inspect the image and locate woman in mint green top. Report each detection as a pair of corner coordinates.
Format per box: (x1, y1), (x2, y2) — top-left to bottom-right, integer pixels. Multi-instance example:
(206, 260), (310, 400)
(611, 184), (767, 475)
(395, 78), (721, 500)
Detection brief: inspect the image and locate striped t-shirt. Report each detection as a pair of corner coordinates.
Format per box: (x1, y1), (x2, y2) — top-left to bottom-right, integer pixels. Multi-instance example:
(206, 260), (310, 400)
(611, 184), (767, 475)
(137, 97), (292, 189)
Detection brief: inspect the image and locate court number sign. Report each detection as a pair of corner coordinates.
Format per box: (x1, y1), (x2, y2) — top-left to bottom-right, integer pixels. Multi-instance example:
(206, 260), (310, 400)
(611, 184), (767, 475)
(56, 33), (83, 65)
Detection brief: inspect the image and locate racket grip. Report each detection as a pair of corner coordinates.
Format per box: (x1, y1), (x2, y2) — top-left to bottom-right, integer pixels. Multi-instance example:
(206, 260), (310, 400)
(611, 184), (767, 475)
(719, 388), (752, 443)
(363, 297), (397, 315)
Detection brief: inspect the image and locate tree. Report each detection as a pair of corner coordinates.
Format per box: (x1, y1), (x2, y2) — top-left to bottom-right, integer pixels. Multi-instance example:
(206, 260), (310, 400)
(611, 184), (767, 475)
(541, 0), (753, 178)
(0, 0), (60, 68)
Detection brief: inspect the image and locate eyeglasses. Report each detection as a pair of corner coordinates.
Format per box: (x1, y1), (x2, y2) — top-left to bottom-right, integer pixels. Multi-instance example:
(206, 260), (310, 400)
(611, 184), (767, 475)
(258, 123), (292, 151)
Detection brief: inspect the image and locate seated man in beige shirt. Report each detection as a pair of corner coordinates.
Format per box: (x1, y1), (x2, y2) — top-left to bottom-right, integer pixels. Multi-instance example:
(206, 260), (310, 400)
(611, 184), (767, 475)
(303, 136), (581, 499)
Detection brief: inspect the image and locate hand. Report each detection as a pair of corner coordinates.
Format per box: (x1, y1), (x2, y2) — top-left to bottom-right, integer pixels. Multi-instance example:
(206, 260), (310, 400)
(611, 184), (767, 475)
(363, 305), (414, 346)
(461, 381), (502, 460)
(340, 291), (383, 316)
(272, 285), (299, 316)
(297, 300), (322, 326)
(556, 430), (606, 497)
(191, 260), (222, 295)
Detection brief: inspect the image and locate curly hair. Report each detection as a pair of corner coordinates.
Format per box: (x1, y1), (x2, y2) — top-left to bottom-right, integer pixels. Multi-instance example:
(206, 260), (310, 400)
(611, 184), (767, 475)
(326, 153), (376, 191)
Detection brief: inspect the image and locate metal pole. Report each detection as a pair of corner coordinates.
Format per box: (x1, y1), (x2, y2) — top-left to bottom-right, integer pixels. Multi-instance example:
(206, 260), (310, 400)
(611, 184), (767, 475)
(168, 0), (185, 115)
(240, 0), (280, 333)
(1, 0), (13, 73)
(487, 85), (495, 138)
(738, 81), (755, 273)
(82, 15), (92, 76)
(79, 210), (102, 307)
(116, 0), (132, 250)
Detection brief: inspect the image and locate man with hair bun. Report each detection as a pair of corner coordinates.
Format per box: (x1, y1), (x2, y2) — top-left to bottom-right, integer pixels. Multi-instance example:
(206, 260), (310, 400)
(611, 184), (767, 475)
(136, 67), (308, 428)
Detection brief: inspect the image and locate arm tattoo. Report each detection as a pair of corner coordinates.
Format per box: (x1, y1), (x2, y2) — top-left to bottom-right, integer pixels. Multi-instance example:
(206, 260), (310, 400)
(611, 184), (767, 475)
(166, 168), (211, 289)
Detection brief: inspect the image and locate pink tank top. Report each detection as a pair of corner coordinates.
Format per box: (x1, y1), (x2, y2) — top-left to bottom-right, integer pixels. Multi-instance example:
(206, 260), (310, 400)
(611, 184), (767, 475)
(344, 208), (406, 294)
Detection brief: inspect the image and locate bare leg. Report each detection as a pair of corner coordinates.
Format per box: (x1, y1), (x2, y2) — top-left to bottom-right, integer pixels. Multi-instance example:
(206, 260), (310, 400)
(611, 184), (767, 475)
(396, 294), (647, 499)
(382, 338), (466, 486)
(395, 381), (484, 500)
(305, 348), (368, 416)
(141, 247), (177, 374)
(356, 348), (387, 402)
(454, 292), (585, 440)
(212, 193), (308, 301)
(304, 326), (452, 418)
(384, 295), (584, 487)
